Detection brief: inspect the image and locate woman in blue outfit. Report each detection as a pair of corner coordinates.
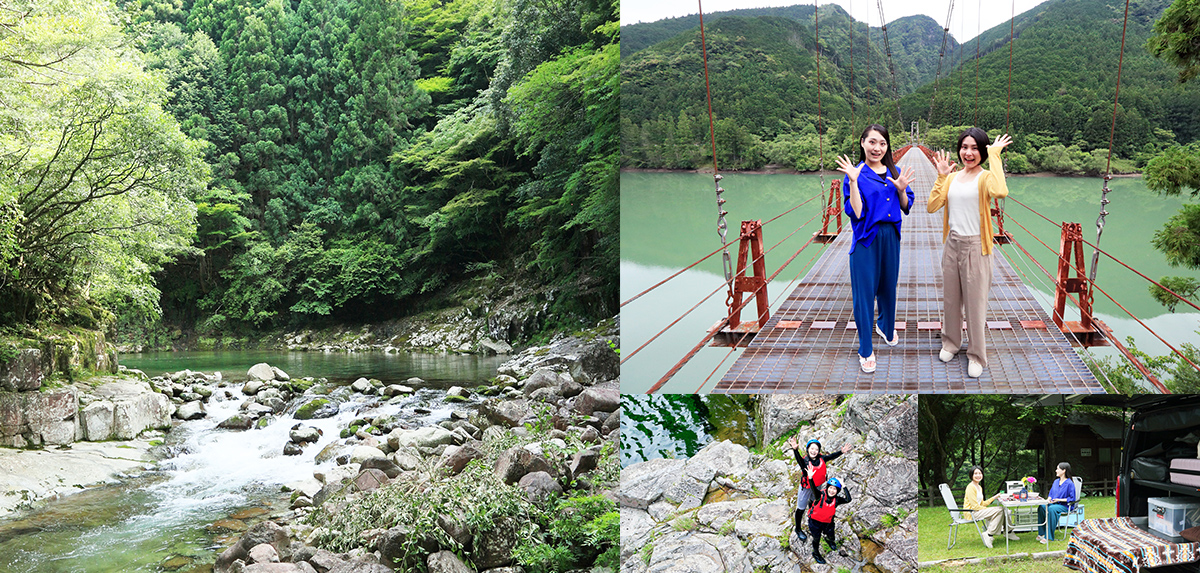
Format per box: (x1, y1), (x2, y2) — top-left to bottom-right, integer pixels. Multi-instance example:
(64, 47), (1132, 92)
(1037, 462), (1078, 543)
(835, 124), (916, 373)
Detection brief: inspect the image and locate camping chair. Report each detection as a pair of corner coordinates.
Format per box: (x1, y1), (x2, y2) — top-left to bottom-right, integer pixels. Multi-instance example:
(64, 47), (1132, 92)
(940, 483), (988, 550)
(1056, 476), (1086, 538)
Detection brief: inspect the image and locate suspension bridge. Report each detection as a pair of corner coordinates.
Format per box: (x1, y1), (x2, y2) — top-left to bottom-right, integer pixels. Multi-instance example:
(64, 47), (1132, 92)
(620, 0), (1200, 393)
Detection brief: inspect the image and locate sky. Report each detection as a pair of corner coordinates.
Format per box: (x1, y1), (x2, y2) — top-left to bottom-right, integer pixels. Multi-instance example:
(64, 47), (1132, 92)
(620, 0), (1050, 43)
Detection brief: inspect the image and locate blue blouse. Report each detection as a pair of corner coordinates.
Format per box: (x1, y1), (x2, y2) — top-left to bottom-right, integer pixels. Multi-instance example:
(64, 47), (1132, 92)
(1047, 477), (1077, 509)
(843, 163), (915, 254)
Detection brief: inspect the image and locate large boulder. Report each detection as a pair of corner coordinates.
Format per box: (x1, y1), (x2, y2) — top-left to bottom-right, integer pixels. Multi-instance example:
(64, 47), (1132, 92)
(427, 551), (472, 573)
(0, 348), (44, 391)
(360, 457), (402, 479)
(438, 442), (485, 475)
(216, 521), (289, 573)
(350, 446), (386, 464)
(112, 393), (172, 439)
(294, 399), (338, 420)
(517, 471), (562, 503)
(247, 363), (277, 382)
(494, 447), (553, 484)
(573, 387), (619, 416)
(175, 400), (206, 421)
(387, 427), (456, 450)
(81, 400), (115, 441)
(521, 370), (559, 396)
(0, 389), (78, 447)
(569, 338), (620, 384)
(481, 400), (531, 428)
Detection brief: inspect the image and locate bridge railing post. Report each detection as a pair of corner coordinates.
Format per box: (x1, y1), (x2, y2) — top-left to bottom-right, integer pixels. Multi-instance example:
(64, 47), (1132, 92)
(816, 180), (842, 243)
(1053, 222), (1104, 346)
(728, 219), (769, 330)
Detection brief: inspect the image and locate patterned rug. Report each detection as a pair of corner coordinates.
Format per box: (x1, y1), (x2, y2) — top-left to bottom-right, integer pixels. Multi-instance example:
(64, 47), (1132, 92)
(1065, 517), (1200, 573)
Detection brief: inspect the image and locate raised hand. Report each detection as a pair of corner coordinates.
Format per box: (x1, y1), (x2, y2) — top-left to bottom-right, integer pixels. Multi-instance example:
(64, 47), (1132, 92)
(993, 133), (1013, 152)
(834, 154), (860, 183)
(841, 442), (853, 454)
(887, 165), (916, 191)
(788, 435), (799, 451)
(934, 149), (957, 176)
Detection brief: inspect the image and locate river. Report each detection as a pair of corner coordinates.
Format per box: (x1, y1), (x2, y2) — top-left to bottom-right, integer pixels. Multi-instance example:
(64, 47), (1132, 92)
(621, 171), (1200, 393)
(0, 351), (503, 572)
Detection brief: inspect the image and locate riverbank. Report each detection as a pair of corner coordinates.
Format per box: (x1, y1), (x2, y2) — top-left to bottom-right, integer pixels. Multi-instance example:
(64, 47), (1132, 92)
(0, 327), (621, 572)
(0, 438), (158, 516)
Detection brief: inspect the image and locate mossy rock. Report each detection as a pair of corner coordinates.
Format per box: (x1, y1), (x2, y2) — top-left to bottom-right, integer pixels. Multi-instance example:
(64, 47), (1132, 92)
(444, 395), (468, 403)
(289, 378), (316, 393)
(256, 417), (271, 429)
(340, 425), (360, 439)
(294, 398), (332, 420)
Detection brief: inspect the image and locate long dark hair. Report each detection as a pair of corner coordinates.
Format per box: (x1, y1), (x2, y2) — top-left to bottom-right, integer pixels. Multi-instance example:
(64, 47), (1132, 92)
(857, 123), (898, 178)
(957, 127), (991, 165)
(1058, 462), (1073, 481)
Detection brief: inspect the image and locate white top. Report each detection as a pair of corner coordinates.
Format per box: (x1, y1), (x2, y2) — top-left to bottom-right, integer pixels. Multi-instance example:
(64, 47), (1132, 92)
(947, 171), (981, 236)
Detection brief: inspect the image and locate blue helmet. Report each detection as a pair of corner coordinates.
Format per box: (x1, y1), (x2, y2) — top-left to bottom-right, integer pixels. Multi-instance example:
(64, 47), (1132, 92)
(805, 438), (821, 452)
(824, 477), (842, 491)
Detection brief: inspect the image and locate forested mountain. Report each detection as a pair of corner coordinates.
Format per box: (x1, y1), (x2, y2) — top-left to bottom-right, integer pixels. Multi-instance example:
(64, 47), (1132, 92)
(0, 0), (617, 342)
(621, 0), (1200, 173)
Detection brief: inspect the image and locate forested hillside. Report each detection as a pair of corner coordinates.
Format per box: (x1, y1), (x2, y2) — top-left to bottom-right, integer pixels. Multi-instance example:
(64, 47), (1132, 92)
(0, 0), (617, 344)
(621, 0), (1200, 174)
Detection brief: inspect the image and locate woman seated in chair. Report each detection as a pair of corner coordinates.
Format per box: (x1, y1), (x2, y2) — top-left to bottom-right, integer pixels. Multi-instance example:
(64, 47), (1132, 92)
(1038, 462), (1078, 543)
(964, 466), (1018, 548)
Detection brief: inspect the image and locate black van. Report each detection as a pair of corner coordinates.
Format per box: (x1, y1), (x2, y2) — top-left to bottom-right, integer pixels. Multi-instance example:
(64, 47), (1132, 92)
(1117, 394), (1200, 531)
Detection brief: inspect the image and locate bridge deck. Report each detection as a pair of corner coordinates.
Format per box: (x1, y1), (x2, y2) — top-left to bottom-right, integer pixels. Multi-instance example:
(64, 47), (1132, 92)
(713, 147), (1105, 394)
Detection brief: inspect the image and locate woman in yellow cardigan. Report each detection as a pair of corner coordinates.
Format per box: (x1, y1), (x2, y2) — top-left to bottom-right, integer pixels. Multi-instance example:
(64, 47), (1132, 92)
(964, 466), (1018, 548)
(927, 128), (1013, 378)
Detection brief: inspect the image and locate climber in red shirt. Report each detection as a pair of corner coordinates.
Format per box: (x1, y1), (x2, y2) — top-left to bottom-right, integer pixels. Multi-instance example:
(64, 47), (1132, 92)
(807, 477), (851, 564)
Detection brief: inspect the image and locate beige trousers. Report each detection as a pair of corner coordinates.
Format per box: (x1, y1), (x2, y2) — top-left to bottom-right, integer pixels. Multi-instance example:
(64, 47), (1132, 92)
(941, 232), (993, 365)
(971, 506), (1005, 536)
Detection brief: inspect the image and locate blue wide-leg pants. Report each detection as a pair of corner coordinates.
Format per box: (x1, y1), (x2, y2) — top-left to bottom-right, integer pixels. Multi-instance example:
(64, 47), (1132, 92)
(850, 223), (900, 359)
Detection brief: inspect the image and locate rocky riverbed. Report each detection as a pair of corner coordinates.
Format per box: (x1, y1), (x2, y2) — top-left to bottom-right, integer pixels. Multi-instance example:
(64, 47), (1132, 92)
(0, 328), (621, 573)
(619, 395), (918, 573)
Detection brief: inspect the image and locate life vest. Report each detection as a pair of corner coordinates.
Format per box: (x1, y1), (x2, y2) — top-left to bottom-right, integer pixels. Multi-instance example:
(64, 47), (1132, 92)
(810, 491), (838, 523)
(802, 456), (827, 489)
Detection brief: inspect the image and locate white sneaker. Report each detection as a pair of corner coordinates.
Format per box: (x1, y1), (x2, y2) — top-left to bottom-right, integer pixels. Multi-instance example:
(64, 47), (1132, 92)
(939, 349), (955, 363)
(968, 360), (983, 378)
(1005, 533), (1020, 541)
(982, 533), (993, 548)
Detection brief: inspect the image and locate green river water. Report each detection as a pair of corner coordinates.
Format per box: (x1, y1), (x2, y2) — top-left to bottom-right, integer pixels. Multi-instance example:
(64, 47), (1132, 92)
(0, 351), (504, 572)
(621, 171), (1200, 393)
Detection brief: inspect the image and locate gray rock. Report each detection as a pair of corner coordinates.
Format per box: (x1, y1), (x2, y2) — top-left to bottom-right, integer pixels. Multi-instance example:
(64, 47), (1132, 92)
(0, 389), (77, 446)
(290, 425), (321, 444)
(438, 442), (485, 475)
(684, 440), (751, 483)
(758, 395), (838, 444)
(482, 399), (531, 428)
(522, 370), (559, 395)
(518, 471), (562, 503)
(473, 516), (520, 569)
(570, 338), (620, 384)
(560, 380), (584, 398)
(493, 374), (517, 388)
(579, 426), (600, 443)
(0, 348), (44, 391)
(112, 392), (172, 439)
(573, 387), (620, 416)
(359, 457), (401, 479)
(248, 543), (280, 564)
(617, 457), (686, 510)
(642, 531), (751, 573)
(602, 410), (620, 435)
(388, 426), (456, 450)
(283, 442), (303, 456)
(446, 386), (469, 399)
(382, 385), (413, 397)
(569, 448), (599, 478)
(529, 386), (561, 403)
(477, 339), (513, 355)
(308, 549), (346, 572)
(175, 400), (206, 421)
(180, 392), (203, 402)
(350, 378), (372, 394)
(494, 447), (553, 484)
(242, 380), (265, 395)
(247, 363), (277, 382)
(81, 400), (115, 441)
(732, 499), (791, 539)
(220, 414), (257, 431)
(427, 550), (472, 573)
(350, 446), (386, 465)
(437, 513), (472, 548)
(271, 367), (290, 382)
(326, 563), (392, 573)
(243, 564), (304, 573)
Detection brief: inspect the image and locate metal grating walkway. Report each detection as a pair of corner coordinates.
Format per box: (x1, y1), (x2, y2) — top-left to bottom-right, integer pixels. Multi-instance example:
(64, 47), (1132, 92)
(713, 147), (1104, 394)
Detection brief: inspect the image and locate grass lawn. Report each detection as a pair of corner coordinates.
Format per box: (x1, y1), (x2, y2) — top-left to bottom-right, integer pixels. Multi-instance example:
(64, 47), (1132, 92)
(919, 496), (1116, 565)
(920, 557), (1071, 573)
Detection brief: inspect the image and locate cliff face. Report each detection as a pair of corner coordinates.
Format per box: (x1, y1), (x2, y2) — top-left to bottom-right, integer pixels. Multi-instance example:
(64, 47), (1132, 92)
(620, 395), (918, 573)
